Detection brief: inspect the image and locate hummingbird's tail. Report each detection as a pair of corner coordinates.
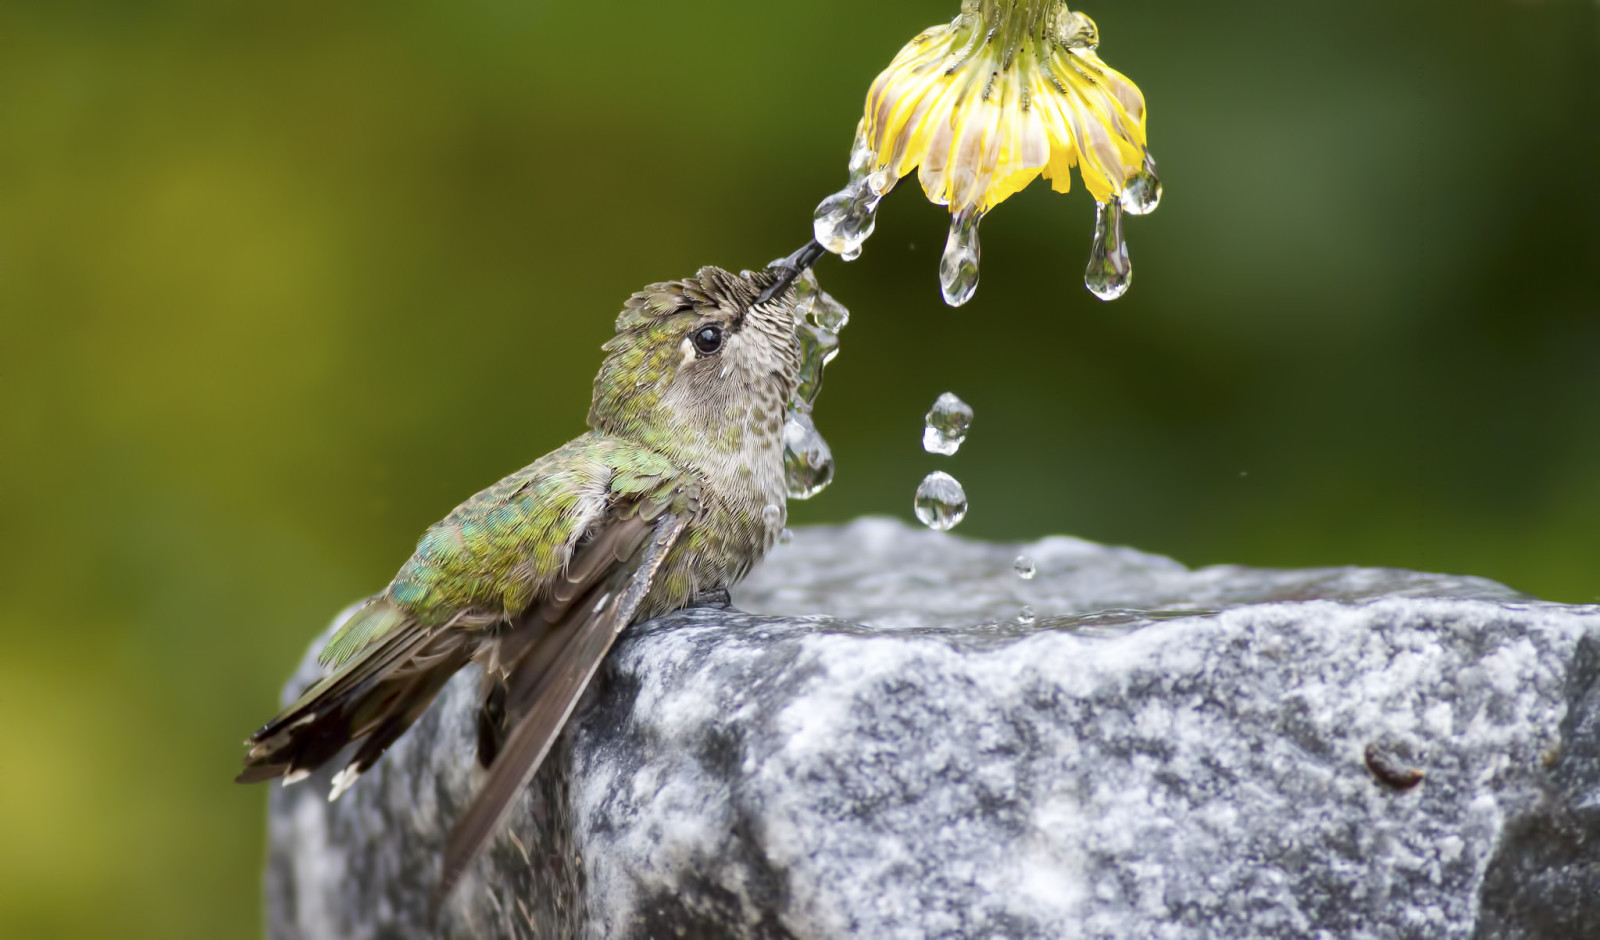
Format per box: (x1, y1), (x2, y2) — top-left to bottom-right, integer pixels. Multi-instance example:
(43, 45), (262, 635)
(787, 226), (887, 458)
(236, 600), (476, 800)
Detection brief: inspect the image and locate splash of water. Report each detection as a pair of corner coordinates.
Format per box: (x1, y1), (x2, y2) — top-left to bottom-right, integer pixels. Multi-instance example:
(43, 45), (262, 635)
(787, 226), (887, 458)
(779, 270), (850, 501)
(794, 322), (840, 407)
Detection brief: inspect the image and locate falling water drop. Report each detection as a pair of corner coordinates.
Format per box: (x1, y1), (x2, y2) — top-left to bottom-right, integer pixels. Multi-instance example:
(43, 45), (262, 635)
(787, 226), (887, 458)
(939, 208), (983, 307)
(1119, 152), (1162, 216)
(913, 471), (968, 531)
(762, 503), (783, 529)
(783, 409), (835, 500)
(922, 392), (973, 455)
(1013, 555), (1036, 580)
(779, 528), (794, 545)
(1018, 606), (1037, 625)
(1084, 199), (1132, 301)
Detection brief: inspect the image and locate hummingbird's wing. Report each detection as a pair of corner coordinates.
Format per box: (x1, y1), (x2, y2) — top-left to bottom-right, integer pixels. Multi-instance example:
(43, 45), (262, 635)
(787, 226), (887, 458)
(436, 507), (689, 906)
(237, 438), (689, 791)
(236, 609), (478, 787)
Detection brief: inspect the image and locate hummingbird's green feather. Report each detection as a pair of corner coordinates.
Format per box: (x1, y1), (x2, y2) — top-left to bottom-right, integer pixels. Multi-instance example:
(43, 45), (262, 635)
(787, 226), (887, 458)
(316, 603), (406, 672)
(319, 437), (693, 671)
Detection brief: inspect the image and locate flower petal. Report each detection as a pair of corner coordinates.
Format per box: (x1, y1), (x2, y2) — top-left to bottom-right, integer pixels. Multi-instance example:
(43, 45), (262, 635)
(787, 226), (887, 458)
(845, 4), (1153, 218)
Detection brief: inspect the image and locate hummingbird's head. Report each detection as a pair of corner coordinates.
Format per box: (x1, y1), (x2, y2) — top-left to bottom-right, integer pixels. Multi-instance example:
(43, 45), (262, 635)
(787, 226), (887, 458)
(588, 266), (802, 465)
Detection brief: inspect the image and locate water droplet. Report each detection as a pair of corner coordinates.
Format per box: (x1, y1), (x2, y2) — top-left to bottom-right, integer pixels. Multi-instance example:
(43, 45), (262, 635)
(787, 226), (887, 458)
(779, 528), (794, 545)
(762, 503), (783, 529)
(1018, 605), (1037, 625)
(814, 125), (882, 260)
(1013, 555), (1036, 580)
(922, 392), (973, 455)
(1084, 199), (1132, 301)
(867, 167), (899, 197)
(1058, 10), (1099, 50)
(810, 289), (850, 334)
(913, 470), (968, 531)
(783, 409), (835, 500)
(794, 322), (840, 406)
(939, 208), (983, 307)
(786, 267), (820, 323)
(846, 127), (875, 181)
(1119, 152), (1162, 216)
(814, 137), (885, 261)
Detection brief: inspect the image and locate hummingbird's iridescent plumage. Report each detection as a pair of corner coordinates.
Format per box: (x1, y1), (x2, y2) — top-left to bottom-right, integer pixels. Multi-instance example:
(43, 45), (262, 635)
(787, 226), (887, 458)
(237, 266), (801, 903)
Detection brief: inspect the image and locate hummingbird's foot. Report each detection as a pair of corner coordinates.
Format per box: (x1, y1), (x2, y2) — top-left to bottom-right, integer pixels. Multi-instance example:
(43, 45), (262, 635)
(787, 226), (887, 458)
(689, 588), (734, 610)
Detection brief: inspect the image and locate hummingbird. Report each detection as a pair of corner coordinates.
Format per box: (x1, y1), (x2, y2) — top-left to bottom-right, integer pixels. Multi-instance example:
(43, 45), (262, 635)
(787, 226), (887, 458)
(237, 261), (811, 903)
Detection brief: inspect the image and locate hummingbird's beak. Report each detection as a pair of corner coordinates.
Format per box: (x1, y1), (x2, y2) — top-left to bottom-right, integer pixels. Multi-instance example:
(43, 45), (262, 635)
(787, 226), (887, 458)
(754, 239), (827, 307)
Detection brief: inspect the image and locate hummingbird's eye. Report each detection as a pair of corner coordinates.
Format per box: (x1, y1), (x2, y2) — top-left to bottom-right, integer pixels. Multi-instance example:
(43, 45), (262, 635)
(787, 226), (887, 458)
(691, 324), (724, 355)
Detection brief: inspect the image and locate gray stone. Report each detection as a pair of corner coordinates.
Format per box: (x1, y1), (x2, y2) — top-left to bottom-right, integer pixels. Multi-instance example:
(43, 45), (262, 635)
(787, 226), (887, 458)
(264, 518), (1600, 939)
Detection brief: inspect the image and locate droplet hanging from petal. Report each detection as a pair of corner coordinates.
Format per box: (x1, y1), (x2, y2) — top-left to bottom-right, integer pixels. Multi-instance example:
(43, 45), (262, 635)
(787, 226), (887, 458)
(1057, 10), (1099, 51)
(867, 166), (899, 197)
(814, 180), (885, 261)
(814, 130), (888, 261)
(1084, 199), (1132, 301)
(939, 208), (983, 307)
(1119, 151), (1162, 216)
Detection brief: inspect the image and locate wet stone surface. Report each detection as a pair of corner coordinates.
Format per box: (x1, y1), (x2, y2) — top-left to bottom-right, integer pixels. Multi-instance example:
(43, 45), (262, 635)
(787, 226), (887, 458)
(266, 518), (1600, 939)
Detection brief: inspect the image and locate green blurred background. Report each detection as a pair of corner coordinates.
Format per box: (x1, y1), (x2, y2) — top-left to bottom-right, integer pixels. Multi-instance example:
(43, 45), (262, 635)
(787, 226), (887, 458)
(2, 0), (1596, 935)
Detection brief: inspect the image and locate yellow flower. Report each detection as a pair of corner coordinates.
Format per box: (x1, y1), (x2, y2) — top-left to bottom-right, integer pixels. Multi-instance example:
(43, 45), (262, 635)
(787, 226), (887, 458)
(867, 0), (1151, 212)
(813, 0), (1159, 304)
